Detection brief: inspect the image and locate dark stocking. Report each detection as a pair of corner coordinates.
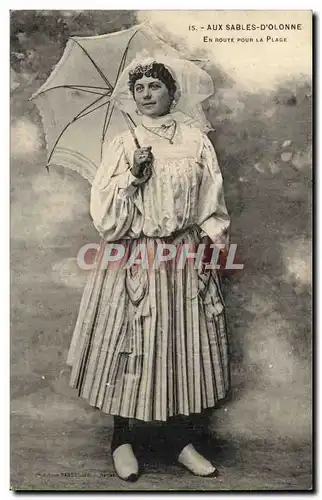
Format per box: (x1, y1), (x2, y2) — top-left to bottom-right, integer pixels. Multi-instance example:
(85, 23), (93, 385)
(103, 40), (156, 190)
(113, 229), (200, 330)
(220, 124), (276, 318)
(166, 414), (193, 459)
(111, 416), (131, 453)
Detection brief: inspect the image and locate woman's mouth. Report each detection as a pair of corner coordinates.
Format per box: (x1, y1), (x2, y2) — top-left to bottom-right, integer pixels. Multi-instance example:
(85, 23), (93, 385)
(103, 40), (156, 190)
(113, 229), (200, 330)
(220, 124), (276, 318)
(143, 102), (156, 107)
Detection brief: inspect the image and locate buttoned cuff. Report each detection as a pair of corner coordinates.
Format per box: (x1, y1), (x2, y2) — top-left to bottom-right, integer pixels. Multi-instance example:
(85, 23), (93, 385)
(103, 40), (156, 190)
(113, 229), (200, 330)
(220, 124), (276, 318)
(117, 170), (138, 189)
(118, 172), (143, 214)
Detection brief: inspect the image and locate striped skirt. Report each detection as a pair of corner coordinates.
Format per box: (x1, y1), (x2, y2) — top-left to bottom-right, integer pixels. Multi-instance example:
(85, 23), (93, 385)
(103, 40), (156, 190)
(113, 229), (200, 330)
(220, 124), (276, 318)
(67, 226), (230, 422)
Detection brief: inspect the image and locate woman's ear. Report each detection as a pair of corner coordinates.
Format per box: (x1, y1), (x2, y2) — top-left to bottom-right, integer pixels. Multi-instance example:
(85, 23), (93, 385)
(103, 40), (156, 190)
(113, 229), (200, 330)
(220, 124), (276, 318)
(170, 98), (177, 111)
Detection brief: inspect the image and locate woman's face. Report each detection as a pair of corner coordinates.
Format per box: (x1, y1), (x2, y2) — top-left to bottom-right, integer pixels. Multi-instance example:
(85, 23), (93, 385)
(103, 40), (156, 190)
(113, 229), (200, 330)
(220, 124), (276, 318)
(133, 76), (171, 117)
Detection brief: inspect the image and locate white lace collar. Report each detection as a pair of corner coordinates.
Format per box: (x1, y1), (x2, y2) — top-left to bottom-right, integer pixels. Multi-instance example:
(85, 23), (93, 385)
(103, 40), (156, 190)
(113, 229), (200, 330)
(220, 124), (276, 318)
(141, 113), (175, 128)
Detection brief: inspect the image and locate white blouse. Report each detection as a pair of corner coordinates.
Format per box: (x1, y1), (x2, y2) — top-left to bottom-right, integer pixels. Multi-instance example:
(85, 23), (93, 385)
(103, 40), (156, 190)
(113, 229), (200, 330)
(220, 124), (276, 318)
(90, 117), (230, 245)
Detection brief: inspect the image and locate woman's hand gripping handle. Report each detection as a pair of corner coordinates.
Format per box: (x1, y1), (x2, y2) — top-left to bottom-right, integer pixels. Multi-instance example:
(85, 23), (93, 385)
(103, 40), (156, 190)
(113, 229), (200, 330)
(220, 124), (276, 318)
(131, 146), (153, 186)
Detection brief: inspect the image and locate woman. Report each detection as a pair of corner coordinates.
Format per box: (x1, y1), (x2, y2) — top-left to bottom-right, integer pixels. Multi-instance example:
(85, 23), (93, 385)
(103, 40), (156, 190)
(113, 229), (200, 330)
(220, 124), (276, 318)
(67, 58), (231, 482)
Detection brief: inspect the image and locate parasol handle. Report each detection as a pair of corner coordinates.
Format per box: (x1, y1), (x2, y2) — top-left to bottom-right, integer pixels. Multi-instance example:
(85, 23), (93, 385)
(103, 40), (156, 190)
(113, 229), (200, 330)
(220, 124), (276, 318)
(127, 123), (141, 149)
(122, 111), (142, 149)
(122, 112), (153, 178)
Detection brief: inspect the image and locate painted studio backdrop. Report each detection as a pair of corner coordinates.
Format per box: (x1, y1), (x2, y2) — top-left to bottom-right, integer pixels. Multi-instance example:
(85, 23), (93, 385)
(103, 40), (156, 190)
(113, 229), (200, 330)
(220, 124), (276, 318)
(10, 10), (312, 491)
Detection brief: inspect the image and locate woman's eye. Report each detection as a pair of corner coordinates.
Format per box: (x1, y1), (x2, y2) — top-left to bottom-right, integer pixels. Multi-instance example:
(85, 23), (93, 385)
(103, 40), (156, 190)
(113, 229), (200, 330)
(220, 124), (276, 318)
(135, 86), (143, 92)
(151, 84), (161, 90)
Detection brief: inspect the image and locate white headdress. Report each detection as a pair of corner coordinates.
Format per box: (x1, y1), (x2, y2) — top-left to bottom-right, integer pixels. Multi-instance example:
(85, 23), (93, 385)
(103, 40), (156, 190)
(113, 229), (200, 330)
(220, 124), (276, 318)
(110, 51), (214, 132)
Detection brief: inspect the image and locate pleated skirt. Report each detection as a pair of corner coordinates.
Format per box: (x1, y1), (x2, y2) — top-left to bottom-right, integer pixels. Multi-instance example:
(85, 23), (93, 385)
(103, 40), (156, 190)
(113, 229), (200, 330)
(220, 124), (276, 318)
(67, 226), (230, 422)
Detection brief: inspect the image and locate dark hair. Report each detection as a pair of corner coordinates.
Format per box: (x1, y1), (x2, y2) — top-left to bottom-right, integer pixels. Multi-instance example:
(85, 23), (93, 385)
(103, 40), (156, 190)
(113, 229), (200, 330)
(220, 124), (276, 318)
(128, 61), (177, 101)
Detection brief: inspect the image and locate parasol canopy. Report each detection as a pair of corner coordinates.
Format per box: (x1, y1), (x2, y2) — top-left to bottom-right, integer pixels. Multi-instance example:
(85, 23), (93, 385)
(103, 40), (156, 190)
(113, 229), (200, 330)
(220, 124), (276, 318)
(31, 22), (214, 184)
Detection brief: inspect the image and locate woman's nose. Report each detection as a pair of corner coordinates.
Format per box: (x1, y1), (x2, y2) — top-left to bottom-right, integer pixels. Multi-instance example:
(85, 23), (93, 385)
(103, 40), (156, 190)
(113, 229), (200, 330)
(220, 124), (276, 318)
(142, 87), (151, 99)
